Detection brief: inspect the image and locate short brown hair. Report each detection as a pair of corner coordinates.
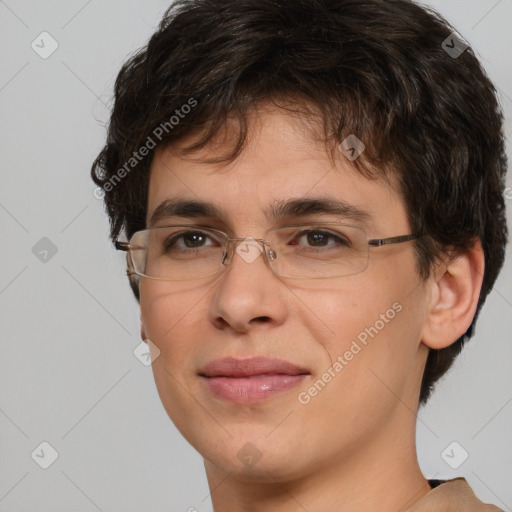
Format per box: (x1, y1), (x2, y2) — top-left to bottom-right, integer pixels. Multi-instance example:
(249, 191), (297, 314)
(91, 0), (508, 405)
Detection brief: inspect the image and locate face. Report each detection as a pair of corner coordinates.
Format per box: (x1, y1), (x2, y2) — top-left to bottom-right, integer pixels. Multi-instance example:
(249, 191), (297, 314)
(139, 106), (431, 482)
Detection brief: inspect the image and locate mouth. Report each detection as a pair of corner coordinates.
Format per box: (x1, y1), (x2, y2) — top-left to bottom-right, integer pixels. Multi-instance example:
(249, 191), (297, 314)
(199, 356), (310, 404)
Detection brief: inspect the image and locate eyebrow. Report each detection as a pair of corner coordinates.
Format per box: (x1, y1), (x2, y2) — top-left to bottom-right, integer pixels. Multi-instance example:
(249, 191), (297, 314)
(148, 197), (373, 227)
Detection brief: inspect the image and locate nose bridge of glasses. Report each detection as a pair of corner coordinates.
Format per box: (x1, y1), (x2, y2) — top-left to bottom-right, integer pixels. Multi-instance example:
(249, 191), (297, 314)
(222, 236), (274, 266)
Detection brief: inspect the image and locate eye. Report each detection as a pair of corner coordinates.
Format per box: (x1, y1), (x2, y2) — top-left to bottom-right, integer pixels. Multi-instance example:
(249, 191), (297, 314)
(165, 231), (217, 250)
(291, 229), (351, 248)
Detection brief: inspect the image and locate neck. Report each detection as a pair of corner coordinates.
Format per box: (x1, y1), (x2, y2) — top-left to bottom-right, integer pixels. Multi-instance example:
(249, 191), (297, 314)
(204, 411), (430, 512)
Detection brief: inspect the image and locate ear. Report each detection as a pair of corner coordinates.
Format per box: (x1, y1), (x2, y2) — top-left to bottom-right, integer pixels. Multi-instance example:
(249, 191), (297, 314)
(421, 239), (485, 350)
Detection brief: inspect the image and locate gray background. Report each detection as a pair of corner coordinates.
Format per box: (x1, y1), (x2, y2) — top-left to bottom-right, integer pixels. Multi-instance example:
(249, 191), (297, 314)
(0, 1), (511, 511)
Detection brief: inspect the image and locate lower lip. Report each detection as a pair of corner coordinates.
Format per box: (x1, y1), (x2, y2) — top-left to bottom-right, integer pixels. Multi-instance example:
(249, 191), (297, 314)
(201, 374), (308, 404)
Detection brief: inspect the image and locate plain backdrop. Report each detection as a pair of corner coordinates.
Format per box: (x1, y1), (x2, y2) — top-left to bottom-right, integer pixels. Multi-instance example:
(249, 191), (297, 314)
(0, 1), (511, 511)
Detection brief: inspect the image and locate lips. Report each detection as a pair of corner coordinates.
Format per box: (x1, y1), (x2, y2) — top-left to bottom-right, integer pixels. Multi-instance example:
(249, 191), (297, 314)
(200, 356), (309, 378)
(199, 356), (309, 404)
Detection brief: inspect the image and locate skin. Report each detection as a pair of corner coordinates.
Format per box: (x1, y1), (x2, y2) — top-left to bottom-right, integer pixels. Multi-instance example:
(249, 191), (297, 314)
(138, 104), (484, 512)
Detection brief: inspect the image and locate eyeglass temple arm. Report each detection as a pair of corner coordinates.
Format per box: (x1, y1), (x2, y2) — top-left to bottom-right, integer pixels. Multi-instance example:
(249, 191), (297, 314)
(368, 234), (421, 247)
(115, 241), (129, 251)
(114, 240), (138, 276)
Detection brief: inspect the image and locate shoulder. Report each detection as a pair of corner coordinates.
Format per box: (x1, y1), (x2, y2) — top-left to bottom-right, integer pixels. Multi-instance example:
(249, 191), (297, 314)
(404, 477), (503, 512)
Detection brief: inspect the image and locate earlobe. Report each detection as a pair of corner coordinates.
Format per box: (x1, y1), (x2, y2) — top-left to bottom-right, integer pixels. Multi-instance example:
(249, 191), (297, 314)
(421, 239), (485, 350)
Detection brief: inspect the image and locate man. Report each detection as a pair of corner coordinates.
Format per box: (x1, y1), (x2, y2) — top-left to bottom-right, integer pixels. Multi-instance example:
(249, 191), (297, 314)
(91, 0), (508, 510)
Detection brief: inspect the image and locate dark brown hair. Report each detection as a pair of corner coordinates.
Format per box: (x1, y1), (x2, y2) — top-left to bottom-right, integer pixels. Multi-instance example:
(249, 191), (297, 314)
(91, 0), (508, 405)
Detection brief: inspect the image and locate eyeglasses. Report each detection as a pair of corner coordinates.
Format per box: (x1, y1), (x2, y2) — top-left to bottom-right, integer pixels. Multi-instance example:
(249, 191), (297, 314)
(115, 223), (422, 281)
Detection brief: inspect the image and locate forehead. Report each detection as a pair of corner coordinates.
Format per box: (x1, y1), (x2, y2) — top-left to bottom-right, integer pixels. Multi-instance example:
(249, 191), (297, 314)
(146, 107), (408, 234)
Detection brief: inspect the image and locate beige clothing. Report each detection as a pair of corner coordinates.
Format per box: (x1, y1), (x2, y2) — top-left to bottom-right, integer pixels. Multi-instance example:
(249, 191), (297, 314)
(406, 478), (503, 511)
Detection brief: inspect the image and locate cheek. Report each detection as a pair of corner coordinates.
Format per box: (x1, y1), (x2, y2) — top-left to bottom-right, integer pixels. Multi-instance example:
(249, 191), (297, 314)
(296, 301), (421, 446)
(139, 280), (208, 366)
(308, 264), (425, 386)
(139, 281), (210, 444)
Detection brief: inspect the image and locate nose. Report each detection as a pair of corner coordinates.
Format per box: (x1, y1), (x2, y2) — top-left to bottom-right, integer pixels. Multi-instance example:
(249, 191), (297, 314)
(207, 237), (288, 333)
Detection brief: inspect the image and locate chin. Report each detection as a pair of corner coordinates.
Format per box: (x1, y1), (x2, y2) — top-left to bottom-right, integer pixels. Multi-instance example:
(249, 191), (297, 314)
(204, 445), (302, 483)
(192, 426), (319, 483)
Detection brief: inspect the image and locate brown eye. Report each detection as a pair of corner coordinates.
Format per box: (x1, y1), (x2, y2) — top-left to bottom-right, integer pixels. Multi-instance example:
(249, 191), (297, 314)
(165, 231), (215, 251)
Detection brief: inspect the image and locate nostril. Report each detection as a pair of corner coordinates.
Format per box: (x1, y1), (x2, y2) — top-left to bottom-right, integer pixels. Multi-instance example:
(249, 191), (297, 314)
(251, 316), (271, 325)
